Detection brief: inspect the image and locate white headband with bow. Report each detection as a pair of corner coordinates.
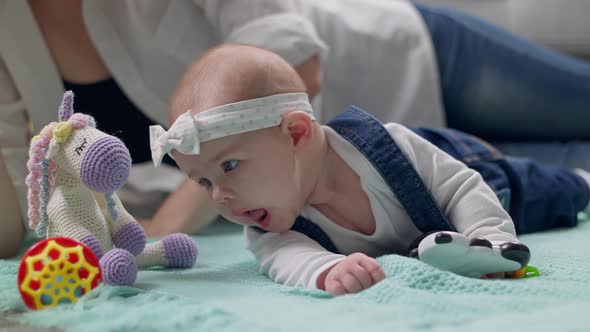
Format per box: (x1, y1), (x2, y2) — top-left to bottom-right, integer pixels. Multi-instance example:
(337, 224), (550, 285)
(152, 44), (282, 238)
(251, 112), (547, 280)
(149, 93), (315, 167)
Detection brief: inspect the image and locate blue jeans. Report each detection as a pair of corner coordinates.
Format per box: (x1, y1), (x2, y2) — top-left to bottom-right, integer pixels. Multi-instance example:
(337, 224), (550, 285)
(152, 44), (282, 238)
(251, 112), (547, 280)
(412, 127), (589, 234)
(414, 3), (590, 141)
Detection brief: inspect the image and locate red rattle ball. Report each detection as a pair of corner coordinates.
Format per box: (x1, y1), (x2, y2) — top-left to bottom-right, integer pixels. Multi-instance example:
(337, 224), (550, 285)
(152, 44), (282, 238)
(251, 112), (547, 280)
(17, 237), (102, 310)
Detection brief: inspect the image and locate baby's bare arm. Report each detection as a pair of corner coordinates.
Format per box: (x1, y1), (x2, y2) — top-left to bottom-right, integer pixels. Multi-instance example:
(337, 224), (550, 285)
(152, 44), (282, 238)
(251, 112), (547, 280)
(0, 152), (24, 258)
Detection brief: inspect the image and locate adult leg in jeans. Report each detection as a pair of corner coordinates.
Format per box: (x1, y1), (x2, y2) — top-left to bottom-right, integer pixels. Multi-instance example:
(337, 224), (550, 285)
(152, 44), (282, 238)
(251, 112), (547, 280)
(413, 3), (590, 141)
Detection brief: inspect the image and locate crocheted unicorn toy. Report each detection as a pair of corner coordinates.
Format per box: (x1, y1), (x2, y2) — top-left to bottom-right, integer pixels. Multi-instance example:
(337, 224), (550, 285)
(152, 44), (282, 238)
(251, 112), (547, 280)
(26, 91), (197, 286)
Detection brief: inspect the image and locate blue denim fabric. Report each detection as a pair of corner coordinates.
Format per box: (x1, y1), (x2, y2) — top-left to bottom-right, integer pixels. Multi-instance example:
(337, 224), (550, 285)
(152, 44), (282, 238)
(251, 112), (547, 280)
(412, 127), (590, 234)
(412, 127), (512, 211)
(290, 216), (340, 254)
(289, 106), (589, 254)
(291, 106), (455, 254)
(498, 156), (589, 233)
(326, 107), (456, 233)
(414, 3), (590, 141)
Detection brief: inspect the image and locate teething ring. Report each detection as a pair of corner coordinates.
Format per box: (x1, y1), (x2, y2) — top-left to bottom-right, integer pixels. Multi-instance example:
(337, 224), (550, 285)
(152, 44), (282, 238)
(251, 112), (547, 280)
(17, 237), (102, 310)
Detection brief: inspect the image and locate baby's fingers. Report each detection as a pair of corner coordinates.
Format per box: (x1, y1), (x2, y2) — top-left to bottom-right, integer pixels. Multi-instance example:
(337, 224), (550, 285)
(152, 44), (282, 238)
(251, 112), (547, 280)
(350, 264), (374, 289)
(340, 272), (365, 293)
(325, 279), (347, 296)
(358, 257), (386, 283)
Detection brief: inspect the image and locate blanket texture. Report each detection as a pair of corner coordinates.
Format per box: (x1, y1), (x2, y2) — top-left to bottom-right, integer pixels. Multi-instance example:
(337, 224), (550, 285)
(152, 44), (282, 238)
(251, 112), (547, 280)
(1, 217), (589, 332)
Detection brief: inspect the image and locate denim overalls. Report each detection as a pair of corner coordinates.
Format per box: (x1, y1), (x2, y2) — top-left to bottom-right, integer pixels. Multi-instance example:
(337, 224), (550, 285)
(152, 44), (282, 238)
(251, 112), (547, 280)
(289, 106), (589, 255)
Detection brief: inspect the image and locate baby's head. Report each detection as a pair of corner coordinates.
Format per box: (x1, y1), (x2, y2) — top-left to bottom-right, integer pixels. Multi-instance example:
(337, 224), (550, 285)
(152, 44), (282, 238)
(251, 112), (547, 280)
(169, 44), (307, 121)
(151, 44), (325, 232)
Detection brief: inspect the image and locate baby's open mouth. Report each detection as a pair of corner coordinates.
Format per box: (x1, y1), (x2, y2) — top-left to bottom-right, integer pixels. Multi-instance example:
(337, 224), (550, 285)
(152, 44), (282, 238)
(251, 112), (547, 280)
(247, 209), (271, 228)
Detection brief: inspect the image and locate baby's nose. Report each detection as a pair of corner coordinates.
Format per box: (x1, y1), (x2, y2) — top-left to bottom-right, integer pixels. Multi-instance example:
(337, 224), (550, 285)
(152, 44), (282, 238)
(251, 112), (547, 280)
(80, 137), (131, 192)
(211, 184), (233, 204)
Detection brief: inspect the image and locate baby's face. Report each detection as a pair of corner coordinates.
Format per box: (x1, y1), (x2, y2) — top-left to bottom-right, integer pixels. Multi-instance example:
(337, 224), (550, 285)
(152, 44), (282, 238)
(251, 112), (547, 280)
(172, 127), (306, 233)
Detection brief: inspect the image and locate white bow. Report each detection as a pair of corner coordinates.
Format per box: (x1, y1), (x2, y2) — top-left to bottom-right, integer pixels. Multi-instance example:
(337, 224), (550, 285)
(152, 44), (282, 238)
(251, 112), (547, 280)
(149, 112), (200, 167)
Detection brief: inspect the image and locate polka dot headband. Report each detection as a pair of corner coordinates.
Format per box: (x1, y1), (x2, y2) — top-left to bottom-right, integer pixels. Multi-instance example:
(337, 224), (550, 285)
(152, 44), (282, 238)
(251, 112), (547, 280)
(149, 93), (315, 167)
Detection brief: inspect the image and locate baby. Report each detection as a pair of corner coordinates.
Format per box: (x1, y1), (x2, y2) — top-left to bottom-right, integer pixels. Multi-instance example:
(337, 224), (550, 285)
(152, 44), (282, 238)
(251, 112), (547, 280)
(150, 44), (590, 295)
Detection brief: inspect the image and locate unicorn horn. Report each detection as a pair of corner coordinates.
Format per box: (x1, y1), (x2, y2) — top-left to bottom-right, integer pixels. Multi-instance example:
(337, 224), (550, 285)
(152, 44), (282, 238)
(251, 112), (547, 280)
(58, 91), (75, 122)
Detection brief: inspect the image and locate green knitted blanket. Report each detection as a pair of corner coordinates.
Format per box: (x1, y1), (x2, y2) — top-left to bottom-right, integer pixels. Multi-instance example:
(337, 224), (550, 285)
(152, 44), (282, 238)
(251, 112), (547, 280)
(1, 217), (589, 332)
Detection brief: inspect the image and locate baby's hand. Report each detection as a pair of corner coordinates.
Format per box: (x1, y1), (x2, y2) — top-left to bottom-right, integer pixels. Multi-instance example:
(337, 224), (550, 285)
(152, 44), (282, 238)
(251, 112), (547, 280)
(322, 253), (386, 296)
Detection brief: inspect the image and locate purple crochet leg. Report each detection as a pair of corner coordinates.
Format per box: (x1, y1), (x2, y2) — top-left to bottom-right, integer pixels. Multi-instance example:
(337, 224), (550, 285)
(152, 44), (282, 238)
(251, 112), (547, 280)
(99, 248), (137, 286)
(79, 235), (104, 259)
(162, 234), (198, 268)
(112, 222), (146, 256)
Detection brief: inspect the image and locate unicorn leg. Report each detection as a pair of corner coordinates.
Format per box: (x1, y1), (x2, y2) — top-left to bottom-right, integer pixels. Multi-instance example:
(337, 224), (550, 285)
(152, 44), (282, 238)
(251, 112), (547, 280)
(99, 248), (137, 286)
(136, 234), (197, 269)
(78, 234), (104, 259)
(110, 220), (145, 256)
(97, 193), (146, 256)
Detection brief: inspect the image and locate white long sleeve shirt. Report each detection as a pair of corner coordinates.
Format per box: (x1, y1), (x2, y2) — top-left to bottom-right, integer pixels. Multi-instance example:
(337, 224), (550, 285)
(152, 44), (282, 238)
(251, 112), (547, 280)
(0, 0), (442, 219)
(0, 0), (327, 219)
(246, 123), (518, 289)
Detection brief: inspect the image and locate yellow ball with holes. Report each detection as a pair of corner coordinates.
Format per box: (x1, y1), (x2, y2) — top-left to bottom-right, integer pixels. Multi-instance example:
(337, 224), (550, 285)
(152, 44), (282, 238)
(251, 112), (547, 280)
(17, 237), (102, 310)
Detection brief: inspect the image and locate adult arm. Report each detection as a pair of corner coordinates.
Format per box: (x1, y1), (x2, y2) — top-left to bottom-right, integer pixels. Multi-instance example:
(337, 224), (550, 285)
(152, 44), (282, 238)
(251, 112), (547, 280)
(0, 152), (24, 258)
(142, 178), (219, 236)
(195, 0), (325, 98)
(0, 56), (27, 258)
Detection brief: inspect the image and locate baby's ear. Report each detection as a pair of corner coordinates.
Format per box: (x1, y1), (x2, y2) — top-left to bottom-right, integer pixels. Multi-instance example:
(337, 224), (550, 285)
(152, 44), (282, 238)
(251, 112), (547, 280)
(280, 111), (314, 147)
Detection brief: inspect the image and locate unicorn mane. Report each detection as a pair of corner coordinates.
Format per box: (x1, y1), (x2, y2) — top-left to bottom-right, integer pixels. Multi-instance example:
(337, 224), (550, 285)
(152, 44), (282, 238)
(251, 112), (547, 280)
(25, 91), (96, 236)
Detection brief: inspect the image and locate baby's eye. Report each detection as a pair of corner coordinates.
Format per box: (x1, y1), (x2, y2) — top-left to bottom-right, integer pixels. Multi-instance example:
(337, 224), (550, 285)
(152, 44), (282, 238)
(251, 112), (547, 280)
(221, 160), (238, 173)
(197, 178), (212, 189)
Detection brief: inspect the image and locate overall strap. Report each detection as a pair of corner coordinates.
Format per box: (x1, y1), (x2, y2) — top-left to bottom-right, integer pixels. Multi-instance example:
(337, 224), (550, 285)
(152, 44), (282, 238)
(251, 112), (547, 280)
(326, 106), (455, 233)
(288, 105), (456, 254)
(290, 216), (340, 254)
